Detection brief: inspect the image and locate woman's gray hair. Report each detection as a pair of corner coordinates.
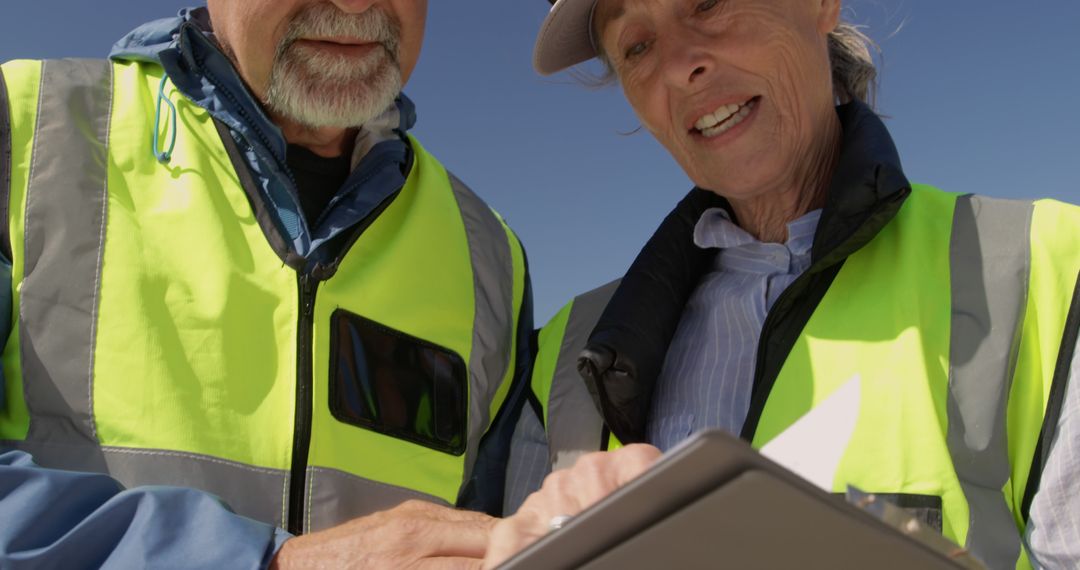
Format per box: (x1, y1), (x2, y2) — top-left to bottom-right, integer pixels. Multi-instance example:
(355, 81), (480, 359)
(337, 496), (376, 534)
(588, 19), (880, 109)
(828, 21), (879, 109)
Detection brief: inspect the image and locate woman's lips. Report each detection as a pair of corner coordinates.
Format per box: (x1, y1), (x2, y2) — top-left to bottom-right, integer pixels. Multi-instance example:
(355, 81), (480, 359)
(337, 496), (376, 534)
(691, 96), (760, 137)
(687, 95), (762, 147)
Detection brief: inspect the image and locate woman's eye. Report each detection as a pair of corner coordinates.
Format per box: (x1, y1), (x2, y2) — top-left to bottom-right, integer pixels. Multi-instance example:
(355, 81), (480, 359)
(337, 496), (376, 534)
(696, 0), (720, 13)
(624, 41), (650, 60)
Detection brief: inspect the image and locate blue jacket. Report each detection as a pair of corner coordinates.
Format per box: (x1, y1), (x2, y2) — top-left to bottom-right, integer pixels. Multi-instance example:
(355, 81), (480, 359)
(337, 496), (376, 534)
(0, 8), (527, 568)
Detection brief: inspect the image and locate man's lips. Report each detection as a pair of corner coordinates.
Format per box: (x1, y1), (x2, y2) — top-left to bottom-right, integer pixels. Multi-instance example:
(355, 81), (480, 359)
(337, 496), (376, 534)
(294, 38), (381, 57)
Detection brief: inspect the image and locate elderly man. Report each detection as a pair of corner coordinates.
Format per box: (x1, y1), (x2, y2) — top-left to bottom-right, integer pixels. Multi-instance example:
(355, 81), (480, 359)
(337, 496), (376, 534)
(0, 1), (530, 567)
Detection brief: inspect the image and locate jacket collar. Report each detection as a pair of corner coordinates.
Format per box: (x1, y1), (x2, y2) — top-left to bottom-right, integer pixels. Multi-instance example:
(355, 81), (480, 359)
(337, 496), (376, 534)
(109, 7), (418, 155)
(108, 9), (418, 266)
(580, 101), (912, 444)
(812, 102), (911, 266)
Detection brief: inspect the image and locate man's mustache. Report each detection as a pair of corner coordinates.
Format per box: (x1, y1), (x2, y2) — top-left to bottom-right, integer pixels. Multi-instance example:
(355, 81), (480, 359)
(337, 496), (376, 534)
(277, 2), (400, 60)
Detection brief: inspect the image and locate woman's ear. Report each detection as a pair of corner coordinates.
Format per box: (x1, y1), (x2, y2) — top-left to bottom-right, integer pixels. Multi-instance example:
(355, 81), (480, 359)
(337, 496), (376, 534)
(817, 0), (841, 35)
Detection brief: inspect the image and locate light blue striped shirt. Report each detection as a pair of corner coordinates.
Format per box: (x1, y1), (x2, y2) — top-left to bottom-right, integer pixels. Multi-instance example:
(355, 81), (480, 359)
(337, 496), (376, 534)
(647, 207), (821, 449)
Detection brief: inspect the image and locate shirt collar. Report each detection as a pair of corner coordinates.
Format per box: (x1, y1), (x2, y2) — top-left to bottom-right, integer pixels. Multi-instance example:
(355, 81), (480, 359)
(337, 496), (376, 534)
(693, 207), (822, 257)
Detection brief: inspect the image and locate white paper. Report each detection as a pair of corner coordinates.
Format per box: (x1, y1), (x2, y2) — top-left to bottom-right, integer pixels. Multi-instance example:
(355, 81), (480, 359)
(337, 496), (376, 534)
(759, 375), (861, 491)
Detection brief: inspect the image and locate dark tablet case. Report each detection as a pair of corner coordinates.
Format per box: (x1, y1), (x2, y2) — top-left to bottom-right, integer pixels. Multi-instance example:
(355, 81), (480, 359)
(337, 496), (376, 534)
(502, 430), (980, 570)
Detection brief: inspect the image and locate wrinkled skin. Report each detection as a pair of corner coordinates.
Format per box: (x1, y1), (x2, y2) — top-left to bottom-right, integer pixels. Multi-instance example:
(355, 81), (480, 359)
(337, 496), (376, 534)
(596, 0), (842, 241)
(207, 0), (427, 155)
(483, 445), (662, 569)
(271, 500), (495, 570)
(485, 0), (848, 563)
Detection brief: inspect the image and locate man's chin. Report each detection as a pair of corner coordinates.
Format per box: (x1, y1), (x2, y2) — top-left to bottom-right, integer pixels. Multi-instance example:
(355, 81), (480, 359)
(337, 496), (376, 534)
(274, 94), (399, 131)
(266, 67), (402, 130)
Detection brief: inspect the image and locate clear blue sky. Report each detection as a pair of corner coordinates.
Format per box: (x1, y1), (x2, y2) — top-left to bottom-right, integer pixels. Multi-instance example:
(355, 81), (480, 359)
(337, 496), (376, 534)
(3, 2), (1078, 321)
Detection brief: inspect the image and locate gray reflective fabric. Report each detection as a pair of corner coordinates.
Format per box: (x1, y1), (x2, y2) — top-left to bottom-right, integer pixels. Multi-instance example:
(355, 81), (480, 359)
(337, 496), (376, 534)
(947, 194), (1033, 567)
(3, 439), (290, 528)
(305, 466), (449, 533)
(549, 280), (620, 471)
(20, 59), (112, 446)
(447, 173), (517, 493)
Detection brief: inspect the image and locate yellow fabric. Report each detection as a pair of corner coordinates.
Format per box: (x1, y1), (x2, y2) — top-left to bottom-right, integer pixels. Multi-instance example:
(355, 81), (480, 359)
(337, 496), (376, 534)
(536, 185), (1077, 567)
(755, 188), (1080, 564)
(1008, 200), (1080, 531)
(2, 59), (524, 518)
(92, 63), (298, 469)
(0, 60), (42, 441)
(755, 185), (966, 543)
(308, 139), (479, 502)
(532, 299), (574, 426)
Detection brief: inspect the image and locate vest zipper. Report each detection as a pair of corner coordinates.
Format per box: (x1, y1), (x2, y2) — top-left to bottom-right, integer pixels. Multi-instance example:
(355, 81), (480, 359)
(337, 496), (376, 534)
(288, 273), (318, 534)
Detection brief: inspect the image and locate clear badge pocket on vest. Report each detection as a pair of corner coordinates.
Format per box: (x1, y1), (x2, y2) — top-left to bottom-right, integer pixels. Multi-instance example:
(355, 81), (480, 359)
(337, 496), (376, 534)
(839, 493), (943, 533)
(886, 493), (943, 534)
(329, 309), (468, 456)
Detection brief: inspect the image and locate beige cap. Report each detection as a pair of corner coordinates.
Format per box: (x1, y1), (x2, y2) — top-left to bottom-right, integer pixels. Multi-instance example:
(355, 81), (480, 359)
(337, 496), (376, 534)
(533, 0), (602, 76)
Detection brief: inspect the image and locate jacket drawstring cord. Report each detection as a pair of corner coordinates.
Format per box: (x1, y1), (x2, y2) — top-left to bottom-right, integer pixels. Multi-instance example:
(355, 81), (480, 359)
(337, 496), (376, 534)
(153, 74), (178, 163)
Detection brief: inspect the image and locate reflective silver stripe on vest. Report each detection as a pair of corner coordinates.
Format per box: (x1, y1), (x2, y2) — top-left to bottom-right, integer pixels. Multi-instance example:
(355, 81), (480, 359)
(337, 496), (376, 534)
(548, 280), (620, 471)
(447, 173), (517, 493)
(20, 59), (112, 445)
(4, 439), (289, 527)
(306, 466), (449, 533)
(947, 194), (1033, 567)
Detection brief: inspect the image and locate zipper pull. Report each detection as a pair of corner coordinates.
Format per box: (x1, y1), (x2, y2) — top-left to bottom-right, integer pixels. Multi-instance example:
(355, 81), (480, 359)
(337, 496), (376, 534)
(300, 275), (315, 317)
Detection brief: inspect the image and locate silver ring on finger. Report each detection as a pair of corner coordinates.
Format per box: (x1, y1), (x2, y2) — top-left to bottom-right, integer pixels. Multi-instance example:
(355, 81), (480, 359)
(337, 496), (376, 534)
(548, 514), (573, 531)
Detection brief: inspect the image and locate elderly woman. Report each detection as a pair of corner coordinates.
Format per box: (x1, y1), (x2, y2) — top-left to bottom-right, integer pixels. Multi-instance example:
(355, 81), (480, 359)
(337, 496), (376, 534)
(486, 0), (1080, 568)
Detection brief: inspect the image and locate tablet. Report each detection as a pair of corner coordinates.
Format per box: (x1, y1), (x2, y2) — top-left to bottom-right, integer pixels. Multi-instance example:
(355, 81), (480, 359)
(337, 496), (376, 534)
(500, 429), (983, 569)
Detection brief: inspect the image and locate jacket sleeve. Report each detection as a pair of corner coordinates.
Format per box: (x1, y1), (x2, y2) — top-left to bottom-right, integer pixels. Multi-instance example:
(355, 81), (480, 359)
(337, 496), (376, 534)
(0, 449), (292, 569)
(0, 262), (291, 568)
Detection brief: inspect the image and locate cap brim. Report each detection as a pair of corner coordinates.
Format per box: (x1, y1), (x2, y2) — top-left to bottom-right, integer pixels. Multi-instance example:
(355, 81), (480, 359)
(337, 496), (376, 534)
(533, 0), (599, 76)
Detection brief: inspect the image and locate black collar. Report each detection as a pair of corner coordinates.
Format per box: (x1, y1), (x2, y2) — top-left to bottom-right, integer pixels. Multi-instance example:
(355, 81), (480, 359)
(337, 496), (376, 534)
(579, 101), (912, 443)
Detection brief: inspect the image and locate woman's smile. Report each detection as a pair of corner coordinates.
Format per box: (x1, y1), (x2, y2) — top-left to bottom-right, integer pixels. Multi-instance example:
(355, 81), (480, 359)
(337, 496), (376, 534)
(688, 95), (761, 146)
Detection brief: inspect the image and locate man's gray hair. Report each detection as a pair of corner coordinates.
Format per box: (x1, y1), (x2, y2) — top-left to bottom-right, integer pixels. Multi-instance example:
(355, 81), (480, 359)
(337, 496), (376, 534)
(828, 22), (879, 108)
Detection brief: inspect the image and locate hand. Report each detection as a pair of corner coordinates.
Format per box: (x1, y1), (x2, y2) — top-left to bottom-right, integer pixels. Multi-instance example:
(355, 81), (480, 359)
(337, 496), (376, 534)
(483, 444), (661, 569)
(271, 500), (495, 570)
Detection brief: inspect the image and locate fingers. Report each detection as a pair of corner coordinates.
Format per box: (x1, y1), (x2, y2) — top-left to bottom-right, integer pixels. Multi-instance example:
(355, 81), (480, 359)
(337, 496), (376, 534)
(482, 445), (663, 569)
(608, 444), (662, 486)
(413, 557), (485, 570)
(560, 444), (661, 512)
(483, 512), (548, 569)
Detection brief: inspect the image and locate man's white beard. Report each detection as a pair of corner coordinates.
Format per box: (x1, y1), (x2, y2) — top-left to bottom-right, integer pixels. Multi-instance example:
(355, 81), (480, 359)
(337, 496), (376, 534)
(265, 4), (403, 129)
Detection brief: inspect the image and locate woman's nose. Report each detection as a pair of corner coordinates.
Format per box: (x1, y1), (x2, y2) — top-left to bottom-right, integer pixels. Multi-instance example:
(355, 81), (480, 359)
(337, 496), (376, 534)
(661, 38), (714, 88)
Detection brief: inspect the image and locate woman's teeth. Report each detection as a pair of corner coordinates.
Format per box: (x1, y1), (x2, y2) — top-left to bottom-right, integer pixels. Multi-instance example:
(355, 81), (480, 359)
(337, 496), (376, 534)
(695, 98), (757, 138)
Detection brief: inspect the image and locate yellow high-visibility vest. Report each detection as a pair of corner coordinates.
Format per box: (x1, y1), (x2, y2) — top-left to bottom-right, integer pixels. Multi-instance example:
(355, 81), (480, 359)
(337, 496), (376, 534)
(531, 184), (1080, 569)
(0, 58), (527, 534)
